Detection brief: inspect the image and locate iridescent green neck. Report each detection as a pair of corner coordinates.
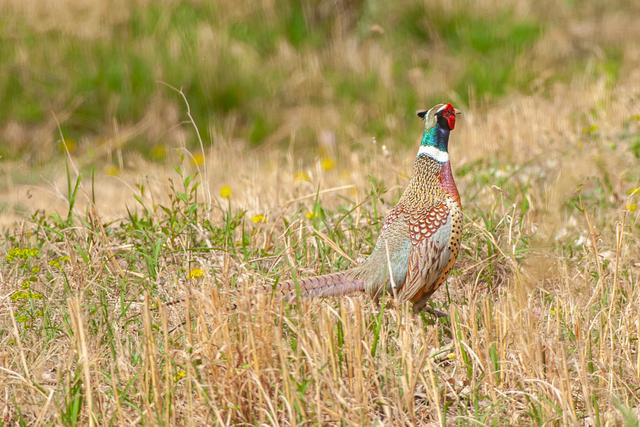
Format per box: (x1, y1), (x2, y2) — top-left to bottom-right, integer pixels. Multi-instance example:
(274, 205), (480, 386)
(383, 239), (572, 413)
(417, 125), (450, 162)
(420, 126), (449, 152)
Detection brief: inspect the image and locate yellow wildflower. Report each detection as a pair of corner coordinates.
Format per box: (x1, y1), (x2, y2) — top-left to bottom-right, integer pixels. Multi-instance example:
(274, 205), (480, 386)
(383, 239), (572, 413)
(187, 268), (205, 280)
(5, 247), (40, 263)
(219, 185), (232, 199)
(582, 124), (598, 135)
(626, 202), (637, 213)
(59, 138), (77, 153)
(105, 165), (120, 176)
(251, 214), (266, 224)
(192, 152), (205, 167)
(48, 255), (71, 270)
(11, 290), (43, 302)
(321, 158), (335, 171)
(294, 171), (311, 182)
(305, 211), (315, 220)
(150, 144), (167, 161)
(174, 369), (186, 381)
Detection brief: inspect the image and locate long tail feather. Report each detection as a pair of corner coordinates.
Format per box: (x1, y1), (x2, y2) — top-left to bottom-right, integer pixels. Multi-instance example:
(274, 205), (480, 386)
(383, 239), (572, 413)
(281, 270), (365, 298)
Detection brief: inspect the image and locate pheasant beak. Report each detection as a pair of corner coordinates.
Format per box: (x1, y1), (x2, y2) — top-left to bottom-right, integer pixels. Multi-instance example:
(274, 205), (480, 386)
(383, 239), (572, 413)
(454, 108), (462, 116)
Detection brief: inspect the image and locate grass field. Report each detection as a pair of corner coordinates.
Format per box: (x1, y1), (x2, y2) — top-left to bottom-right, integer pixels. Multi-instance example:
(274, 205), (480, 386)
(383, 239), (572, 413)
(1, 0), (640, 425)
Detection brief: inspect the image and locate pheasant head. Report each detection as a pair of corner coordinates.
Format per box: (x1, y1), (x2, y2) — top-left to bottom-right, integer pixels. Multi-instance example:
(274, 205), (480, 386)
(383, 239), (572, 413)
(416, 103), (459, 163)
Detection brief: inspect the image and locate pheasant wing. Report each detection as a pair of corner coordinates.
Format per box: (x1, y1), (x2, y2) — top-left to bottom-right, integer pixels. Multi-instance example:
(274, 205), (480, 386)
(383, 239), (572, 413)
(398, 203), (452, 303)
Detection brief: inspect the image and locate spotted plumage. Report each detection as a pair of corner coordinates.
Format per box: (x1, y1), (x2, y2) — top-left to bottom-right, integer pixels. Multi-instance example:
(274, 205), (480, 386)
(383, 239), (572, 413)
(281, 103), (463, 311)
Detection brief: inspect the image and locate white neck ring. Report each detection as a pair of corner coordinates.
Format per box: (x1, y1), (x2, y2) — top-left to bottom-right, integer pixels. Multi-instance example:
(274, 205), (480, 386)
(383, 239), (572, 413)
(417, 145), (449, 163)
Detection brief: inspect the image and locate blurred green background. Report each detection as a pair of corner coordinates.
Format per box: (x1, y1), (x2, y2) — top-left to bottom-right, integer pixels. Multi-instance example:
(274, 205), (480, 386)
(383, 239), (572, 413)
(0, 0), (636, 164)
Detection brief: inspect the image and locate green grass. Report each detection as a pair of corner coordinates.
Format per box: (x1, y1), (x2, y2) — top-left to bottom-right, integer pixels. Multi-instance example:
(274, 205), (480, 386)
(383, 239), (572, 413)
(2, 0), (625, 162)
(397, 7), (543, 101)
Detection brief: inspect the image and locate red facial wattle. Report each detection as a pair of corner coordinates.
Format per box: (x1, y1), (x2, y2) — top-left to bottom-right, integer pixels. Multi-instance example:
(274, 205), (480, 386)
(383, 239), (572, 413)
(439, 103), (456, 130)
(446, 113), (456, 130)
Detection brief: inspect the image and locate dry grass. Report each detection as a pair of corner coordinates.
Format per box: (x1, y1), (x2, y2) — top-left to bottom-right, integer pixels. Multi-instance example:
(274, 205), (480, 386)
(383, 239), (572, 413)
(1, 75), (639, 424)
(1, 0), (640, 425)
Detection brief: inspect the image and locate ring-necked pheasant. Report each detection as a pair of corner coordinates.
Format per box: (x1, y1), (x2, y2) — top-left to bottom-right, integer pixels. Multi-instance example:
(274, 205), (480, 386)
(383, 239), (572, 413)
(283, 103), (463, 311)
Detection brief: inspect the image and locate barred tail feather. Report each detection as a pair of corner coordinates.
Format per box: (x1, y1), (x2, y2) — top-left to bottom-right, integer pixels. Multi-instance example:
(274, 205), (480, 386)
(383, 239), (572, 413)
(282, 270), (365, 298)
